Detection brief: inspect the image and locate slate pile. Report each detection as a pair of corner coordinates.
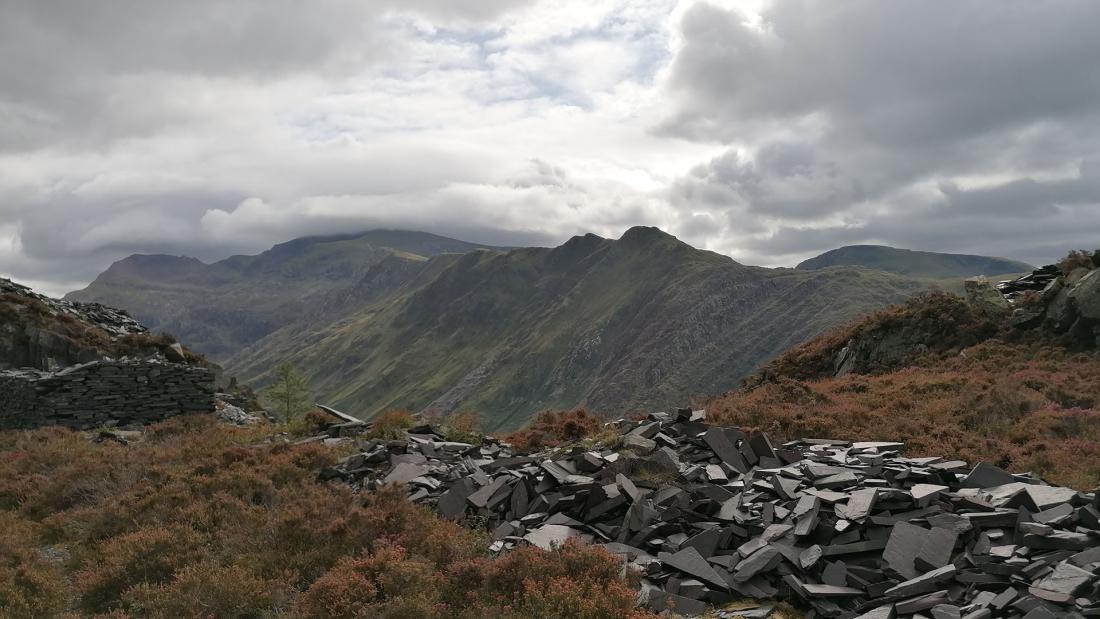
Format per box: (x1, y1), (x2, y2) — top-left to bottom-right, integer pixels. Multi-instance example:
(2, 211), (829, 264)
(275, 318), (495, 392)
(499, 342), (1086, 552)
(321, 408), (1100, 618)
(996, 266), (1061, 301)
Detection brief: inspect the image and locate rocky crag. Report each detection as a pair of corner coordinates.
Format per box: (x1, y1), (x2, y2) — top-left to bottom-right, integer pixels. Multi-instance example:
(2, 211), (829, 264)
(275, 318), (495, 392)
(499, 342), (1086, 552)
(1, 277), (150, 370)
(312, 407), (1100, 618)
(760, 255), (1100, 383)
(0, 277), (218, 429)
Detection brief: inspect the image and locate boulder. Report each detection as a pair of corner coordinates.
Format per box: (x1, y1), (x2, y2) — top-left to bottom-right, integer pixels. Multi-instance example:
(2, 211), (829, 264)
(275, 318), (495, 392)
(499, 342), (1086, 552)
(964, 278), (1010, 319)
(1069, 269), (1100, 321)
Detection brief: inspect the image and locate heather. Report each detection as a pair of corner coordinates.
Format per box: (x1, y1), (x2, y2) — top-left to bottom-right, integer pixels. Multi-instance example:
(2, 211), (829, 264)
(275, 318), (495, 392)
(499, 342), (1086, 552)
(0, 416), (655, 618)
(709, 339), (1100, 490)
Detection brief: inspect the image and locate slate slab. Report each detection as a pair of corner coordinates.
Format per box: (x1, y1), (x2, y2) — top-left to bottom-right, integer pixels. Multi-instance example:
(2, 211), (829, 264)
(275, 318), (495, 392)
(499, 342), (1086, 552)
(662, 546), (730, 591)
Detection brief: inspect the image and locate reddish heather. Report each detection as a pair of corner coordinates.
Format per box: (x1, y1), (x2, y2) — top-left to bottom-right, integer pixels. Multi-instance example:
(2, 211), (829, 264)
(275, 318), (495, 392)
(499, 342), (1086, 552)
(0, 416), (656, 618)
(504, 409), (606, 454)
(708, 339), (1100, 489)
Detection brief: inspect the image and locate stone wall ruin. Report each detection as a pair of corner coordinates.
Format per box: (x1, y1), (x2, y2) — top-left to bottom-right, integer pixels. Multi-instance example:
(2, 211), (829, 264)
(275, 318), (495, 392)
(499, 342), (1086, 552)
(0, 359), (215, 430)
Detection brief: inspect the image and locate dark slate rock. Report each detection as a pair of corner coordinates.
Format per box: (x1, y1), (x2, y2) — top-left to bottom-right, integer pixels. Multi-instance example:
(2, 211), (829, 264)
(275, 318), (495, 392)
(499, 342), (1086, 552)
(683, 527), (722, 558)
(647, 589), (708, 615)
(797, 580), (865, 597)
(382, 462), (430, 485)
(854, 605), (897, 619)
(662, 546), (730, 591)
(703, 427), (749, 473)
(467, 476), (509, 508)
(732, 546), (782, 583)
(915, 526), (958, 572)
(961, 463), (1017, 489)
(437, 478), (477, 519)
(884, 565), (956, 598)
(1034, 562), (1095, 597)
(884, 522), (929, 580)
(896, 590), (950, 614)
(748, 431), (776, 461)
(822, 560), (848, 587)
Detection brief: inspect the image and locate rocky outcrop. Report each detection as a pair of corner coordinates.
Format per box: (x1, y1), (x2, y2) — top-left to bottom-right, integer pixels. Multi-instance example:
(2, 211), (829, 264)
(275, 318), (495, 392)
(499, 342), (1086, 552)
(997, 260), (1100, 348)
(0, 360), (215, 430)
(825, 260), (1100, 379)
(963, 278), (1010, 319)
(1, 277), (150, 370)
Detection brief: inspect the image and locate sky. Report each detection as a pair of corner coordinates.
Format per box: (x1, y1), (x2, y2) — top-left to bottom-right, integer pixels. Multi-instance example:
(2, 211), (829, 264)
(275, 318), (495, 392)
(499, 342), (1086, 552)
(1, 0), (1098, 296)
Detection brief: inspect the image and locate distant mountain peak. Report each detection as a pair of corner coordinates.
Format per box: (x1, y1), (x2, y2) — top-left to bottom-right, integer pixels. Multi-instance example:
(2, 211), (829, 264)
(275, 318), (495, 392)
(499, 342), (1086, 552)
(797, 245), (1033, 278)
(100, 254), (207, 281)
(618, 225), (675, 243)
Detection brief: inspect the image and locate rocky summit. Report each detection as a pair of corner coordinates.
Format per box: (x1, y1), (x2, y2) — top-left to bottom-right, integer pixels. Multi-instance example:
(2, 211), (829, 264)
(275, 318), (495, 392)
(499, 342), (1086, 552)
(315, 406), (1100, 618)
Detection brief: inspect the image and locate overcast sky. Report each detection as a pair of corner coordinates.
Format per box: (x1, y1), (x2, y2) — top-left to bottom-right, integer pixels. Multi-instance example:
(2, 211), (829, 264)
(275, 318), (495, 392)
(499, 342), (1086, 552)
(2, 0), (1098, 295)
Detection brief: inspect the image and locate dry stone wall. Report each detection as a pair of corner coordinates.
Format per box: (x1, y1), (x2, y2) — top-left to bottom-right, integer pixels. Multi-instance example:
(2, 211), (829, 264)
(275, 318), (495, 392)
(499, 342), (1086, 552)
(0, 360), (215, 430)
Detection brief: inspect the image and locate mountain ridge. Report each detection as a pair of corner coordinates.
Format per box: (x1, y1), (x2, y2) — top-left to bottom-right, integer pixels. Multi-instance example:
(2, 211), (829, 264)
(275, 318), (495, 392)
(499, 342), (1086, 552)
(66, 229), (505, 358)
(796, 244), (1033, 278)
(70, 226), (972, 429)
(221, 228), (943, 429)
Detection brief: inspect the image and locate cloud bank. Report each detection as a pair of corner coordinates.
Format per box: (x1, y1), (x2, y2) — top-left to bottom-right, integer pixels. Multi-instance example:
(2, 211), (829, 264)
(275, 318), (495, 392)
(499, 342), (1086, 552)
(1, 0), (1097, 294)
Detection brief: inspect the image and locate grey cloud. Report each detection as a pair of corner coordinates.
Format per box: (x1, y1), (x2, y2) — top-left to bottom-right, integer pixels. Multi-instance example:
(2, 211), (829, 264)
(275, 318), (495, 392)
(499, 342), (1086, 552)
(0, 0), (533, 151)
(662, 0), (1100, 196)
(664, 1), (1100, 148)
(664, 0), (1100, 267)
(733, 165), (1100, 266)
(672, 143), (865, 220)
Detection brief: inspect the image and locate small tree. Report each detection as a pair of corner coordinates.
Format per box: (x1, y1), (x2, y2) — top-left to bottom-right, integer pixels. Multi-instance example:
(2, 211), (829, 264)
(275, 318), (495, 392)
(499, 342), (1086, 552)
(264, 362), (311, 422)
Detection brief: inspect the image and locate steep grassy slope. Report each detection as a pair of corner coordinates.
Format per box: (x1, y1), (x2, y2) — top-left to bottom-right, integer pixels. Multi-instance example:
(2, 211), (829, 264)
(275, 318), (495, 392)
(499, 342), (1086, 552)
(66, 230), (500, 359)
(230, 228), (941, 429)
(797, 244), (1033, 278)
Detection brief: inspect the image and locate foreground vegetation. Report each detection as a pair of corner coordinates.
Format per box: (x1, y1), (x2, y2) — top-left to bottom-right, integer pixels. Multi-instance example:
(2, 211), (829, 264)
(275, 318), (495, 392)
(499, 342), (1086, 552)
(0, 416), (654, 618)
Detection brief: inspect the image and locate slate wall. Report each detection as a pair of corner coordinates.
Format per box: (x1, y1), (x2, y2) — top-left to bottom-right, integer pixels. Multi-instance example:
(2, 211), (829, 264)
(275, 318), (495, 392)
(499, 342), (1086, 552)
(0, 360), (215, 430)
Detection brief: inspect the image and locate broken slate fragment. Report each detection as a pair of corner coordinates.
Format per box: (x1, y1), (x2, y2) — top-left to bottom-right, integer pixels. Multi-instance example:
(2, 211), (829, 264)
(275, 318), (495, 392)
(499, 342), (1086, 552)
(915, 526), (958, 572)
(661, 546), (729, 591)
(884, 564), (957, 598)
(962, 462), (1016, 489)
(854, 605), (897, 619)
(523, 525), (593, 550)
(732, 546), (782, 583)
(1033, 561), (1094, 597)
(884, 522), (929, 580)
(382, 462), (430, 485)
